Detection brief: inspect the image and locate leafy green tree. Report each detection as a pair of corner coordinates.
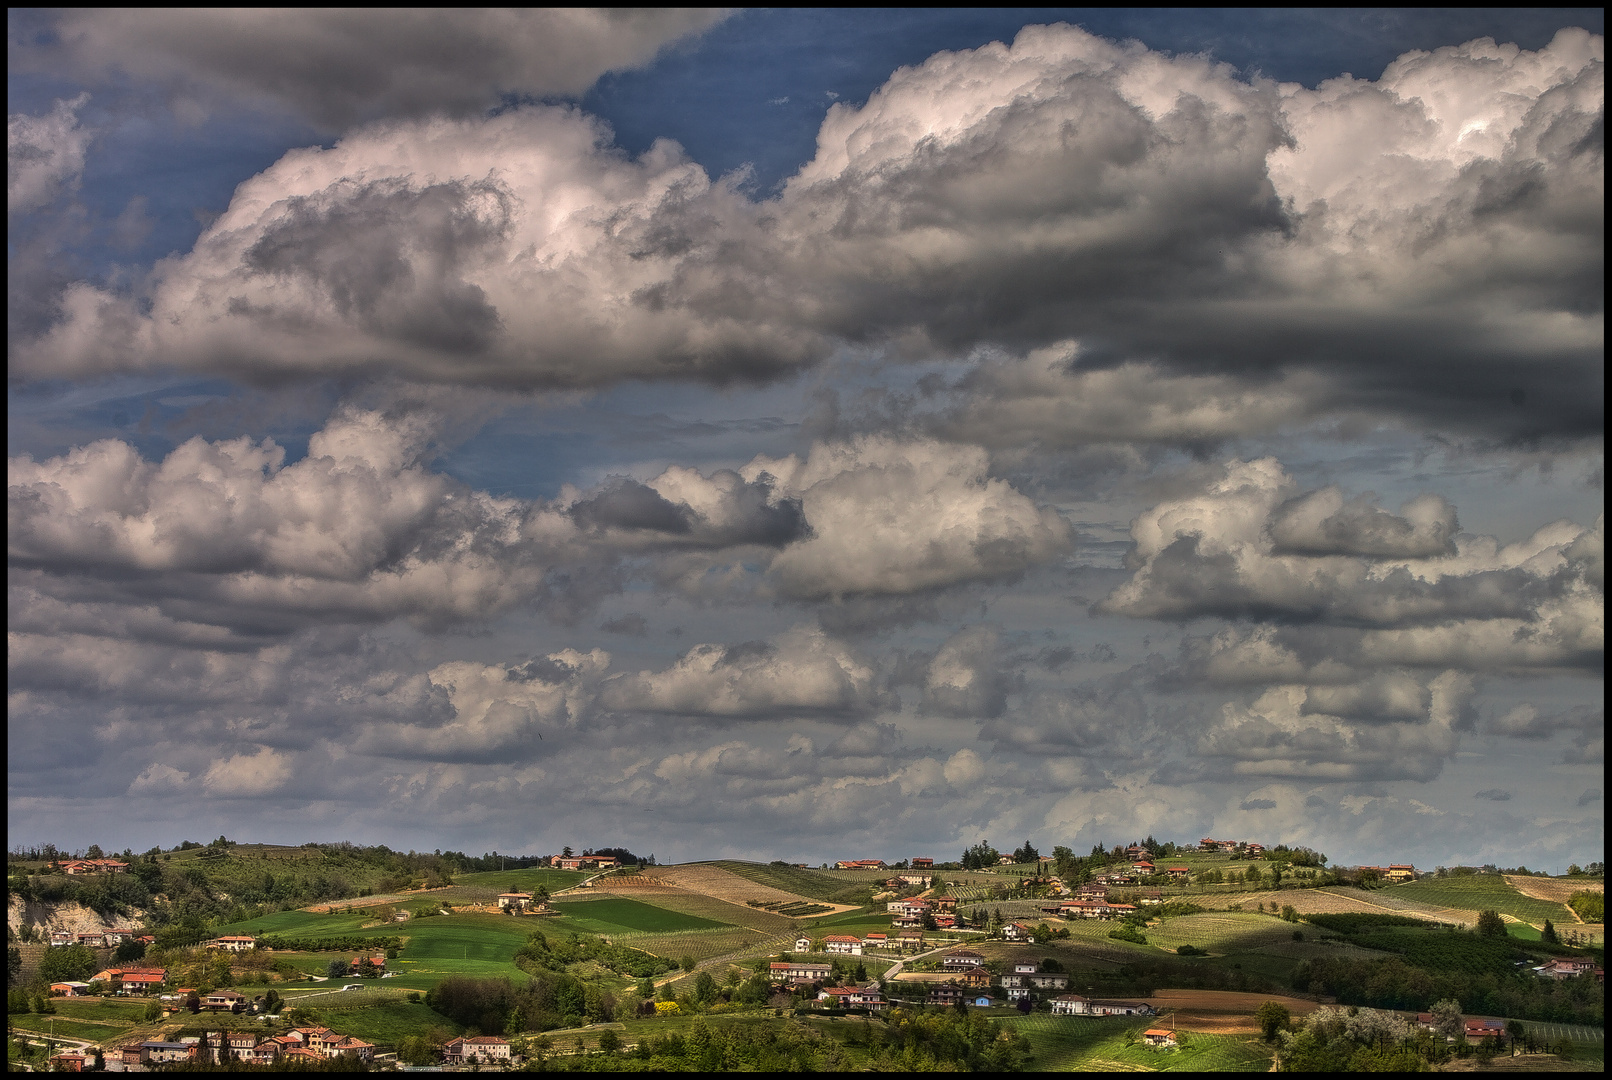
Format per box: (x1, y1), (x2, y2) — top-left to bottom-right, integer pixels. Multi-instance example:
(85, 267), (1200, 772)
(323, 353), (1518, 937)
(1476, 910), (1507, 937)
(38, 944), (96, 983)
(598, 1029), (620, 1053)
(1255, 1000), (1291, 1041)
(636, 977), (654, 998)
(6, 947), (18, 986)
(114, 939), (147, 963)
(680, 955), (697, 973)
(1540, 920), (1558, 944)
(398, 1035), (437, 1065)
(1429, 999), (1464, 1041)
(327, 958), (350, 979)
(143, 999), (163, 1022)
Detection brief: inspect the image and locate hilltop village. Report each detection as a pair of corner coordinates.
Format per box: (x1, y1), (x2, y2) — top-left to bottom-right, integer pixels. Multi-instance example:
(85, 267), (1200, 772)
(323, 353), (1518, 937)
(6, 837), (1604, 1072)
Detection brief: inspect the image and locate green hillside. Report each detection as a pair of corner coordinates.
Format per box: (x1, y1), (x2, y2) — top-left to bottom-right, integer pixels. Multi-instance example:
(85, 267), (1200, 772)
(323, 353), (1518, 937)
(1380, 875), (1575, 925)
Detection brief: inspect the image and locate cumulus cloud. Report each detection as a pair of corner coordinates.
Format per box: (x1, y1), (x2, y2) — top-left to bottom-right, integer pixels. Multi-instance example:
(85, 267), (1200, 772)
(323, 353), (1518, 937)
(1474, 788), (1512, 801)
(35, 10), (728, 129)
(127, 762), (189, 794)
(1240, 798), (1278, 810)
(13, 26), (1601, 441)
(8, 408), (568, 630)
(1195, 670), (1472, 781)
(8, 93), (93, 212)
(1271, 488), (1459, 558)
(600, 626), (884, 719)
(358, 650), (607, 761)
(921, 626), (1009, 718)
(745, 438), (1071, 599)
(1102, 460), (1603, 674)
(201, 745), (291, 796)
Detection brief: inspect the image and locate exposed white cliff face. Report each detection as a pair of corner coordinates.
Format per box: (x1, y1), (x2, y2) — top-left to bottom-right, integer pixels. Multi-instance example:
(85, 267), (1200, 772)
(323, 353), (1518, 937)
(7, 895), (147, 938)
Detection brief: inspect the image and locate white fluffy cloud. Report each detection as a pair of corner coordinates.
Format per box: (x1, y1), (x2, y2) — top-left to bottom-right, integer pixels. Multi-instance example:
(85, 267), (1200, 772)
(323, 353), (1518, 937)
(9, 408), (566, 629)
(601, 627), (883, 719)
(201, 745), (291, 796)
(14, 26), (1601, 440)
(1101, 459), (1603, 672)
(38, 10), (728, 128)
(8, 93), (93, 213)
(745, 438), (1071, 599)
(1196, 671), (1472, 781)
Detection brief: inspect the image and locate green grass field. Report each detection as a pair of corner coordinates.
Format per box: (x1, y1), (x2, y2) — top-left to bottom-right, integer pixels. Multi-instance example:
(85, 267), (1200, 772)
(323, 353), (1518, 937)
(210, 908), (377, 938)
(46, 998), (149, 1023)
(1004, 1014), (1274, 1072)
(451, 868), (589, 894)
(1379, 876), (1575, 925)
(9, 1016), (134, 1042)
(551, 897), (730, 934)
(309, 998), (462, 1046)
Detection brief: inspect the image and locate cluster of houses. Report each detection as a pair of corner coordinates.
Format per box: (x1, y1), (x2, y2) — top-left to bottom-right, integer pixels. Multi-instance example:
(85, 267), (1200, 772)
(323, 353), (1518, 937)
(550, 854), (620, 871)
(1358, 864), (1418, 882)
(113, 1024), (377, 1070)
(886, 895), (963, 929)
(1533, 957), (1602, 982)
(49, 928), (146, 948)
(60, 858), (130, 875)
(1196, 840), (1264, 856)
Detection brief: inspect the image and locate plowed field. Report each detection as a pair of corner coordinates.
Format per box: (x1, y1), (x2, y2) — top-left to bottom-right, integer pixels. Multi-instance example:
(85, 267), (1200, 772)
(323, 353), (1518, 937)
(1505, 876), (1603, 904)
(1148, 989), (1322, 1034)
(654, 863), (860, 915)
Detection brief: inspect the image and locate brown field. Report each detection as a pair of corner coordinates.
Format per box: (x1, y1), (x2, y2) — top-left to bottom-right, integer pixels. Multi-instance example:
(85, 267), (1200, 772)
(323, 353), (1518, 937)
(1505, 876), (1603, 905)
(1148, 989), (1322, 1034)
(653, 864), (861, 916)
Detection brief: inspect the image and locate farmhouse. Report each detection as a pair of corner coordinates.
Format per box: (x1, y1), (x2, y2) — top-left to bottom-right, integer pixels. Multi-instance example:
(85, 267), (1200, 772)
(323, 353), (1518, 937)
(1535, 957), (1595, 979)
(822, 935), (863, 955)
(863, 932), (890, 948)
(1464, 1019), (1505, 1043)
(1001, 922), (1031, 942)
(1028, 972), (1068, 990)
(1060, 900), (1112, 919)
(818, 986), (884, 1007)
(1143, 1028), (1177, 1047)
(443, 1036), (512, 1064)
(206, 935), (258, 953)
(203, 989), (247, 1012)
(61, 859), (129, 875)
(770, 961), (832, 982)
(1050, 995), (1154, 1016)
(957, 967), (993, 989)
(47, 1050), (86, 1072)
(932, 896), (957, 912)
(836, 859), (886, 870)
(1166, 867), (1190, 881)
(941, 949), (984, 969)
(49, 930), (74, 947)
(138, 1042), (196, 1064)
(911, 858), (934, 869)
(498, 892), (534, 910)
(1385, 864), (1416, 882)
(897, 930), (925, 951)
(795, 936), (813, 952)
(49, 982), (91, 996)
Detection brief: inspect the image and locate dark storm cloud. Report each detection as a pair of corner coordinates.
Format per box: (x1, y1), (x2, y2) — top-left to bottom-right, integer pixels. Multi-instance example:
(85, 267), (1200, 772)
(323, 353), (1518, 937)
(570, 478), (694, 535)
(14, 26), (1602, 443)
(25, 10), (729, 130)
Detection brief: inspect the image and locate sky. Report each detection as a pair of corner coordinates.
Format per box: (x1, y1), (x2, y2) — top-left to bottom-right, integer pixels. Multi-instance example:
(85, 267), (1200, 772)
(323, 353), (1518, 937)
(7, 9), (1604, 871)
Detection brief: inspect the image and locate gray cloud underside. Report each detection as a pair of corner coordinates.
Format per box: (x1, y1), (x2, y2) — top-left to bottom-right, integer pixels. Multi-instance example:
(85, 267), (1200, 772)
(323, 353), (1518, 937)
(11, 26), (1603, 442)
(28, 10), (729, 129)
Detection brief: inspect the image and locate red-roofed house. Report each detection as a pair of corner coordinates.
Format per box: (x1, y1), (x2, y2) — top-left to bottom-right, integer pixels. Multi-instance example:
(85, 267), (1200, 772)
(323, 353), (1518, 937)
(1143, 1028), (1177, 1047)
(822, 934), (863, 955)
(443, 1036), (511, 1064)
(1166, 867), (1190, 881)
(61, 859), (128, 875)
(206, 935), (258, 953)
(911, 858), (934, 869)
(1001, 922), (1030, 942)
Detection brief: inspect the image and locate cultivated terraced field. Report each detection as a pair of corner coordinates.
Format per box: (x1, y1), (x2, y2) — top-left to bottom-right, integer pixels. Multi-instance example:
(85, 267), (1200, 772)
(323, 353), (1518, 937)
(1144, 912), (1298, 954)
(653, 864), (858, 916)
(1505, 875), (1603, 914)
(1379, 876), (1575, 927)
